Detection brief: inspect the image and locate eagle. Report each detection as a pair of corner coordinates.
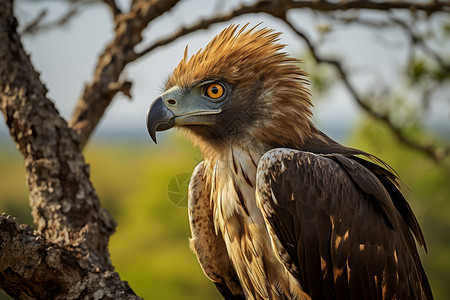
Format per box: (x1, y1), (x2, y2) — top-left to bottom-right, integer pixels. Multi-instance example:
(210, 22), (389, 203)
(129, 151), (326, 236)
(146, 24), (433, 299)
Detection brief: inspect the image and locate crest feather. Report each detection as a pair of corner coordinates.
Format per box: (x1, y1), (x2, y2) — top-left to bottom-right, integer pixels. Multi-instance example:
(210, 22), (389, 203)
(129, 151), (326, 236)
(166, 23), (300, 89)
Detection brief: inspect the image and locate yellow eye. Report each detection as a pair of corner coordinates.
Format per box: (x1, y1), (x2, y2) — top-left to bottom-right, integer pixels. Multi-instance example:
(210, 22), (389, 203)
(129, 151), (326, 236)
(205, 83), (224, 99)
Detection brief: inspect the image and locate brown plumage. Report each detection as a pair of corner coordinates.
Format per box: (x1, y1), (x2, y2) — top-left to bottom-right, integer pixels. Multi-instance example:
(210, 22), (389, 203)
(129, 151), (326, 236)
(146, 24), (433, 299)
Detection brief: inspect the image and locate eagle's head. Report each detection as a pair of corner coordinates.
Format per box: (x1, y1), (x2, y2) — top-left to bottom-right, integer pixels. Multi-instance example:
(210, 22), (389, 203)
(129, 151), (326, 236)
(147, 24), (314, 156)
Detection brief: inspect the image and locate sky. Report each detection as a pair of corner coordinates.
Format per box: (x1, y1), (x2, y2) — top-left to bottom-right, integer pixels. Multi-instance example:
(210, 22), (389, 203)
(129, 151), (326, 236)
(1, 0), (448, 147)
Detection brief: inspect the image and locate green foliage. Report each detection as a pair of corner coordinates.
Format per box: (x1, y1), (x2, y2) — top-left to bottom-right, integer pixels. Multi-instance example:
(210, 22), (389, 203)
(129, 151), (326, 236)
(298, 51), (336, 98)
(408, 57), (450, 84)
(443, 22), (450, 37)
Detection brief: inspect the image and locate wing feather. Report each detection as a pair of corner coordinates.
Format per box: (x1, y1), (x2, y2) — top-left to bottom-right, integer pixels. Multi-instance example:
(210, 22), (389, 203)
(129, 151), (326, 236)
(188, 162), (245, 299)
(256, 148), (433, 300)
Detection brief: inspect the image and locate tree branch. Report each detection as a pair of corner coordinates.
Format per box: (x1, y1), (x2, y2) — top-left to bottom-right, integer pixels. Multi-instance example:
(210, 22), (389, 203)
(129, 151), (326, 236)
(21, 3), (87, 35)
(69, 0), (180, 149)
(20, 9), (48, 34)
(0, 1), (140, 297)
(102, 0), (123, 18)
(278, 15), (449, 161)
(0, 215), (138, 299)
(286, 0), (450, 14)
(329, 14), (450, 72)
(390, 17), (450, 72)
(0, 215), (85, 299)
(131, 0), (280, 61)
(1, 0), (113, 256)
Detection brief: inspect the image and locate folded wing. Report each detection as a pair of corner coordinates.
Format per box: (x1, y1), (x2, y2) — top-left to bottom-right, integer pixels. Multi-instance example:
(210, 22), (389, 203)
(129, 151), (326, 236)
(256, 149), (432, 300)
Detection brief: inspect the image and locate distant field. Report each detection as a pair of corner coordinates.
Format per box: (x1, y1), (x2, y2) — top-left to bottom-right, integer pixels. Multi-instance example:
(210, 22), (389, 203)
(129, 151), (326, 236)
(0, 121), (449, 299)
(0, 134), (222, 300)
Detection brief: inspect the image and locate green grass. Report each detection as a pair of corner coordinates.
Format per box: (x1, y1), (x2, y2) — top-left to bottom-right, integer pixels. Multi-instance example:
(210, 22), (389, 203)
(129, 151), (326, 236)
(0, 145), (31, 225)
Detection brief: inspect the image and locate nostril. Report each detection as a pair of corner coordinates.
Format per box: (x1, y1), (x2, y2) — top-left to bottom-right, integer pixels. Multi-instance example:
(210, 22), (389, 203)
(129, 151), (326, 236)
(167, 99), (176, 105)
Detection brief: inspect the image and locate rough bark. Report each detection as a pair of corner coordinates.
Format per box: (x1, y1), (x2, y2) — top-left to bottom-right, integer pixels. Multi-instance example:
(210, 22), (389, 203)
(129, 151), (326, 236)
(0, 1), (140, 298)
(0, 215), (137, 299)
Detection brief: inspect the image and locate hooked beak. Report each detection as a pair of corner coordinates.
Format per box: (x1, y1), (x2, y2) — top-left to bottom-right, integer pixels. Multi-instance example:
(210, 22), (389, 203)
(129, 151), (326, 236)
(146, 97), (175, 144)
(147, 85), (224, 144)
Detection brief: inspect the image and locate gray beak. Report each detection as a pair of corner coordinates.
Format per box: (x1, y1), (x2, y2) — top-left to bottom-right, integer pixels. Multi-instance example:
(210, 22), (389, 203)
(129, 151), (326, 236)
(146, 97), (175, 144)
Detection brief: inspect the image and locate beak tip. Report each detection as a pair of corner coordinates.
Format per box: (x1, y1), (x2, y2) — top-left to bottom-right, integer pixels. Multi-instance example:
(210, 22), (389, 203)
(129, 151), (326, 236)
(146, 97), (175, 144)
(150, 134), (158, 144)
(146, 119), (158, 144)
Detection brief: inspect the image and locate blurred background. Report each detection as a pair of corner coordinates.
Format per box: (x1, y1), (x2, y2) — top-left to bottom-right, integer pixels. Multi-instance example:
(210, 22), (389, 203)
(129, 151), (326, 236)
(0, 0), (449, 299)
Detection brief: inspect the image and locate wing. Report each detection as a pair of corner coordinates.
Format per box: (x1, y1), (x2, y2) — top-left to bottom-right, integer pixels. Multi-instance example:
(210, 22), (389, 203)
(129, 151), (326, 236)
(256, 149), (433, 300)
(188, 162), (245, 300)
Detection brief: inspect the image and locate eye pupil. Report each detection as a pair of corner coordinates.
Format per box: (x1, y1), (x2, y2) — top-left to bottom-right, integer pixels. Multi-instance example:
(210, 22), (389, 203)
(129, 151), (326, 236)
(205, 83), (224, 99)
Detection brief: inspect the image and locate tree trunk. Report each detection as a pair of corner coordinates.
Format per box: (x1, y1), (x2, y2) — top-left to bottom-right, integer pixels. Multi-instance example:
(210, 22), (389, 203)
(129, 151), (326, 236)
(0, 1), (140, 298)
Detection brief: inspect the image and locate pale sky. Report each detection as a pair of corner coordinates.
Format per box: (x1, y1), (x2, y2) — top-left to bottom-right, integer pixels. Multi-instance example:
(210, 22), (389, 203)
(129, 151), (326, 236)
(1, 0), (448, 146)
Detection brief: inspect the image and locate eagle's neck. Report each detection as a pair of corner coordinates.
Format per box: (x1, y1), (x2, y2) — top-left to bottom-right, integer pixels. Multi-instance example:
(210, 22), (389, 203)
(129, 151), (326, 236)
(203, 142), (264, 227)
